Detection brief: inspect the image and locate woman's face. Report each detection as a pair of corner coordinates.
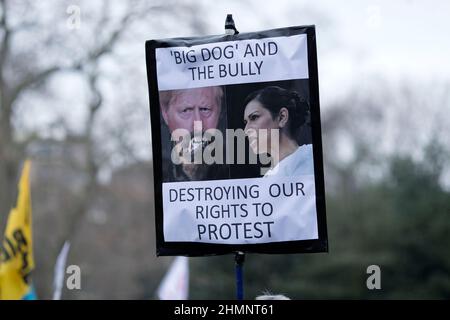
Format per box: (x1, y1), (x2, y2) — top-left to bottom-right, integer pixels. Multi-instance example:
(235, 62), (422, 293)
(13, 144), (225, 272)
(244, 100), (280, 154)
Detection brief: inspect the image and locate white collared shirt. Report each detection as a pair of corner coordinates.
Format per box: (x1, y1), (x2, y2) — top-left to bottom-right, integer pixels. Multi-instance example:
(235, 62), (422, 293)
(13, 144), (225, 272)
(264, 144), (314, 177)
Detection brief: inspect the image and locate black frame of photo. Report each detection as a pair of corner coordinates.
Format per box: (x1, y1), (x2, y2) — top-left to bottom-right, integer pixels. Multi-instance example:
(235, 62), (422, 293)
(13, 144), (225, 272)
(145, 25), (328, 256)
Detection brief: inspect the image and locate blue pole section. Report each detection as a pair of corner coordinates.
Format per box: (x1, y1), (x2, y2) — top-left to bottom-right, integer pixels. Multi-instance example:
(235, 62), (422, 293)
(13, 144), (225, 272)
(235, 252), (245, 300)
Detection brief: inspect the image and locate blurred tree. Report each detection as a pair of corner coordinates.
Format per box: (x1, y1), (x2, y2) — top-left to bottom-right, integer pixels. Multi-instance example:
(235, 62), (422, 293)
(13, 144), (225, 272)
(189, 76), (450, 299)
(190, 141), (450, 299)
(0, 0), (212, 298)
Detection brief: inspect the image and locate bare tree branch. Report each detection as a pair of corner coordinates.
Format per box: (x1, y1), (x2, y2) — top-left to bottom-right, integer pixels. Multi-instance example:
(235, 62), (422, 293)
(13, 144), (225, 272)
(10, 2), (142, 102)
(9, 65), (62, 103)
(85, 10), (135, 63)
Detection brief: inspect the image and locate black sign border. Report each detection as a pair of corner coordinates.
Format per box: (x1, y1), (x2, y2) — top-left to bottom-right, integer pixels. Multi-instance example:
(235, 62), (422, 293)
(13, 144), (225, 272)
(145, 25), (328, 256)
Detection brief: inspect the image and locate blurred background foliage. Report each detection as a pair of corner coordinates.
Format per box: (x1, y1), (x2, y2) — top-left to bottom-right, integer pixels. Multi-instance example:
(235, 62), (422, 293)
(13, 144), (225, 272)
(0, 0), (449, 299)
(191, 141), (450, 299)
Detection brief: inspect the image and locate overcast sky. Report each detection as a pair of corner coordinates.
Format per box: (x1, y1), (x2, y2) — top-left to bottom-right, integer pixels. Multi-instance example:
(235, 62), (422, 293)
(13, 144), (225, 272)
(161, 0), (450, 185)
(204, 0), (450, 106)
(29, 0), (449, 132)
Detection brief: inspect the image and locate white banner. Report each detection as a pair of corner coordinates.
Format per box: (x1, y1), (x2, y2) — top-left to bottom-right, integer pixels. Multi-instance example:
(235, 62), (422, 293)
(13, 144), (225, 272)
(162, 175), (318, 244)
(156, 34), (309, 90)
(157, 256), (189, 300)
(52, 241), (71, 300)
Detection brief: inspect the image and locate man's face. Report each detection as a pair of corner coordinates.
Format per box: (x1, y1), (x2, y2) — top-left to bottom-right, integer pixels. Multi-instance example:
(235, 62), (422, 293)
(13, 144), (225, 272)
(161, 87), (221, 133)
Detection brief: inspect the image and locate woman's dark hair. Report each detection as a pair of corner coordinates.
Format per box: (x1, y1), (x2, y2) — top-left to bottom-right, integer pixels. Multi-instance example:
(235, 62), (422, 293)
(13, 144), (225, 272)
(244, 86), (310, 137)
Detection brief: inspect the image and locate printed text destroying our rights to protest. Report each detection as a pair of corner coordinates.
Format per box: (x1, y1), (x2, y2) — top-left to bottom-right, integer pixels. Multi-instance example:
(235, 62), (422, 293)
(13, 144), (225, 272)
(162, 176), (318, 244)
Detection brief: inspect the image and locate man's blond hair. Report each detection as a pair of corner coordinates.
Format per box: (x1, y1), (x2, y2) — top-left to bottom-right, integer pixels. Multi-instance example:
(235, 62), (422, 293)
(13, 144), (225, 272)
(159, 86), (223, 111)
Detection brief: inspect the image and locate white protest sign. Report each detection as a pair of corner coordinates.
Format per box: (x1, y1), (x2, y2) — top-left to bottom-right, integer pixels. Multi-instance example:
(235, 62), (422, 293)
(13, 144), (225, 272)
(146, 25), (327, 256)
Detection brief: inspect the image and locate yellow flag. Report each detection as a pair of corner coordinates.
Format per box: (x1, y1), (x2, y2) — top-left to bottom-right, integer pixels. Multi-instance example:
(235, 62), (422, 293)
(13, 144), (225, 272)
(0, 160), (35, 300)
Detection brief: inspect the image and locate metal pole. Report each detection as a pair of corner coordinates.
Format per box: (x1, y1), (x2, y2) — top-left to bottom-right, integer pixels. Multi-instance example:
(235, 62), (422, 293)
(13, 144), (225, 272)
(225, 15), (243, 300)
(225, 14), (239, 35)
(235, 251), (245, 300)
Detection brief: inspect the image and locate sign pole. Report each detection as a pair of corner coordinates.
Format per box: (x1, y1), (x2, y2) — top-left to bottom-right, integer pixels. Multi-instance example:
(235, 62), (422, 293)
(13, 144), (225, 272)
(225, 14), (239, 35)
(235, 251), (245, 300)
(226, 14), (245, 301)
